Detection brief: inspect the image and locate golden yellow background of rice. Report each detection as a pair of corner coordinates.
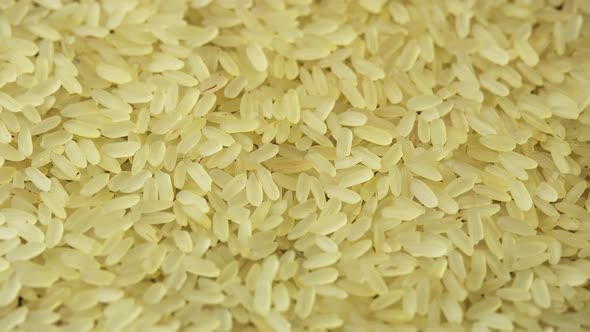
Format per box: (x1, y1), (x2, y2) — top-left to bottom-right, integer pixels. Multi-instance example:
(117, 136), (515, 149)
(0, 0), (589, 331)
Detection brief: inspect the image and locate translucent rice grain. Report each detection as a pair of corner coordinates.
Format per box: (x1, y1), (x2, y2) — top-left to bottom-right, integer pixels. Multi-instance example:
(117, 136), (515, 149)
(407, 95), (442, 111)
(339, 80), (365, 108)
(186, 162), (212, 192)
(0, 91), (21, 112)
(479, 313), (513, 331)
(220, 118), (258, 134)
(397, 40), (420, 71)
(410, 178), (438, 208)
(266, 311), (291, 332)
(96, 63), (133, 84)
(335, 129), (353, 159)
(256, 167), (280, 201)
(102, 195), (140, 213)
(248, 144), (278, 164)
(406, 161), (443, 181)
(382, 197), (425, 220)
(295, 287), (316, 319)
(6, 242), (46, 261)
(530, 278), (550, 308)
(353, 125), (393, 146)
(325, 185), (361, 204)
(535, 182), (558, 202)
(102, 141), (141, 158)
(514, 39), (539, 67)
(183, 256), (219, 277)
(497, 217), (535, 236)
(25, 167), (51, 191)
(338, 111), (367, 127)
(0, 122), (11, 144)
(63, 120), (101, 138)
(441, 294), (463, 323)
(351, 57), (385, 80)
(479, 135), (516, 152)
(174, 231), (193, 253)
(298, 268), (339, 286)
(246, 42), (268, 72)
(478, 45), (510, 65)
(45, 218), (63, 248)
(78, 140), (101, 165)
(17, 127), (33, 157)
(507, 179), (533, 211)
(479, 75), (510, 96)
(388, 2), (409, 23)
(223, 76), (248, 99)
(0, 1), (588, 329)
(221, 174), (247, 201)
(398, 110), (417, 137)
(284, 89), (300, 124)
(293, 48), (331, 61)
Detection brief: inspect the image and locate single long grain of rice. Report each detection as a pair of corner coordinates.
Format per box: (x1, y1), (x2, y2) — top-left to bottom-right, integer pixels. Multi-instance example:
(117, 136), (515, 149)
(0, 1), (588, 331)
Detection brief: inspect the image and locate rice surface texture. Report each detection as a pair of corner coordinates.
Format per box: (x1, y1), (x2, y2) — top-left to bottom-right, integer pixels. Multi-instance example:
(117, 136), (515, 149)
(0, 0), (590, 331)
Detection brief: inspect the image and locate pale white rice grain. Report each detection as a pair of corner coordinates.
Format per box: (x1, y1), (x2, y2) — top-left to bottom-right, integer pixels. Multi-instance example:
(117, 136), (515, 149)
(351, 57), (385, 80)
(339, 79), (365, 108)
(382, 198), (425, 221)
(6, 242), (46, 261)
(102, 195), (140, 213)
(186, 162), (212, 192)
(0, 92), (22, 112)
(507, 179), (533, 211)
(96, 63), (133, 84)
(25, 167), (51, 192)
(246, 42), (268, 72)
(407, 94), (443, 111)
(102, 141), (141, 159)
(223, 76), (248, 99)
(410, 178), (438, 208)
(220, 118), (258, 134)
(353, 125), (393, 146)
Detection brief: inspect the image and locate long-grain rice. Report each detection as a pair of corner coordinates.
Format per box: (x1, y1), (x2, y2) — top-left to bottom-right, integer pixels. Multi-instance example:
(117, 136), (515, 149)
(0, 1), (588, 331)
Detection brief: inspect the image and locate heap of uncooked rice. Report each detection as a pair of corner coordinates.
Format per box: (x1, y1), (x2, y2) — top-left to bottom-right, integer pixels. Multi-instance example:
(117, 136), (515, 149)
(0, 0), (590, 331)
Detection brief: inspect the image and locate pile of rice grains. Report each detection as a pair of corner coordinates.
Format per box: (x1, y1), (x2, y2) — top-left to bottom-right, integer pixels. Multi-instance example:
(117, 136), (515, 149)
(0, 0), (589, 331)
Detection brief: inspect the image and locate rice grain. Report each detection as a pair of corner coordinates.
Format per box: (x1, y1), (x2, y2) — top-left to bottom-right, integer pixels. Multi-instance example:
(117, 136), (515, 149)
(0, 2), (587, 331)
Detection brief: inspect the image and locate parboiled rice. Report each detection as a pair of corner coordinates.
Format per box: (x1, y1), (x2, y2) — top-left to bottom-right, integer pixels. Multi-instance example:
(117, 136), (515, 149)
(0, 0), (589, 331)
